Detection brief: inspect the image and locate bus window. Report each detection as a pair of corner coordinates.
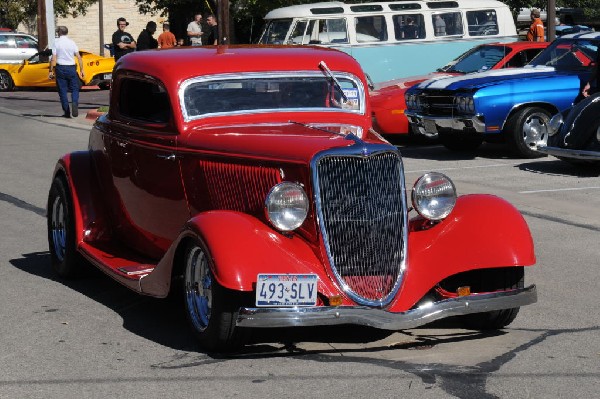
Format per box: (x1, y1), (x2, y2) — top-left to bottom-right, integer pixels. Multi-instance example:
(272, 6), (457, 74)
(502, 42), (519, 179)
(432, 12), (463, 36)
(289, 20), (308, 44)
(299, 18), (348, 44)
(261, 19), (293, 44)
(355, 16), (387, 42)
(467, 10), (499, 36)
(393, 14), (425, 40)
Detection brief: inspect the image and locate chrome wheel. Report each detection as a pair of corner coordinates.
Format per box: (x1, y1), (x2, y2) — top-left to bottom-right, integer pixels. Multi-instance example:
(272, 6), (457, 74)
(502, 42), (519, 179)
(50, 195), (67, 262)
(0, 71), (14, 91)
(521, 112), (550, 151)
(184, 245), (213, 333)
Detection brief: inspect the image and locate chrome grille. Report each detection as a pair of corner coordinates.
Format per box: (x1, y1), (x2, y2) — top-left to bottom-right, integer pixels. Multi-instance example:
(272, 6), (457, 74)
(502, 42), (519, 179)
(315, 150), (406, 306)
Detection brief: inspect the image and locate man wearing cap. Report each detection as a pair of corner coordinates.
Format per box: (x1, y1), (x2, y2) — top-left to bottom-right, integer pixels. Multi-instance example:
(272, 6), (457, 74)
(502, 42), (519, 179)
(527, 9), (545, 42)
(112, 17), (136, 60)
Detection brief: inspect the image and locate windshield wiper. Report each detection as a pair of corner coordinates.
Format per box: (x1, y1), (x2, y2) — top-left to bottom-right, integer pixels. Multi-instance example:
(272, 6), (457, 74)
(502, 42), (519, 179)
(318, 61), (348, 102)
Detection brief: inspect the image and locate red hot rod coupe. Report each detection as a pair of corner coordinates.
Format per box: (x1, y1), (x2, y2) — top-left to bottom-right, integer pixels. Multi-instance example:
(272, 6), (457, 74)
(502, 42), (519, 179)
(47, 46), (537, 351)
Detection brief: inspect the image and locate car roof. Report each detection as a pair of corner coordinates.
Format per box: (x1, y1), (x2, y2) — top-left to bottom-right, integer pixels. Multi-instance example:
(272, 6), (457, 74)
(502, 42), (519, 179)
(557, 31), (600, 40)
(115, 45), (366, 88)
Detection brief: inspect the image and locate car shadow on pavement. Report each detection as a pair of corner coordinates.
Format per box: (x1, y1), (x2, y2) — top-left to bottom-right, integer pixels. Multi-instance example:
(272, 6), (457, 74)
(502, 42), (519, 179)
(10, 251), (507, 357)
(397, 142), (516, 161)
(518, 159), (600, 177)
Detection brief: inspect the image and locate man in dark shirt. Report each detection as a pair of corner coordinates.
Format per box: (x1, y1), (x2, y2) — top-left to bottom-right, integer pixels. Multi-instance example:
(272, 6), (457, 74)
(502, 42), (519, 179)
(205, 14), (219, 45)
(137, 21), (158, 51)
(111, 17), (136, 61)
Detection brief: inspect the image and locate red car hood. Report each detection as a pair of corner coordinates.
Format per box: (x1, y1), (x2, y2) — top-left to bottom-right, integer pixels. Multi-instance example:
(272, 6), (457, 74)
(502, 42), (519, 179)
(372, 72), (457, 97)
(181, 123), (382, 163)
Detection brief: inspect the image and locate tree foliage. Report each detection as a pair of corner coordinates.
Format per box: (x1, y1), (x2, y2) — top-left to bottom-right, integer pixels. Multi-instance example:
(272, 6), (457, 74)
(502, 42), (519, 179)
(0, 0), (97, 30)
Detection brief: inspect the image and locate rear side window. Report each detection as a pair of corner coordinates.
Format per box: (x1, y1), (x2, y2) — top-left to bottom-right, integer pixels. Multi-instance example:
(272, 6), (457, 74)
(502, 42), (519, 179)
(432, 12), (463, 36)
(15, 35), (37, 48)
(467, 10), (499, 36)
(118, 79), (171, 123)
(393, 14), (425, 40)
(0, 34), (15, 48)
(355, 16), (387, 42)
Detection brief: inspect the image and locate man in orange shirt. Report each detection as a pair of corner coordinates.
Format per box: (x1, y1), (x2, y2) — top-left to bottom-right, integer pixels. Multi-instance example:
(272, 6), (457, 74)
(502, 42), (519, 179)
(527, 9), (544, 41)
(157, 23), (177, 48)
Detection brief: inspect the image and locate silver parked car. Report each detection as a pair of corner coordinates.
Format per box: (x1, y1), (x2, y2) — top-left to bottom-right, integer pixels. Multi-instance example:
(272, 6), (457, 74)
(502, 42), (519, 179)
(0, 32), (38, 64)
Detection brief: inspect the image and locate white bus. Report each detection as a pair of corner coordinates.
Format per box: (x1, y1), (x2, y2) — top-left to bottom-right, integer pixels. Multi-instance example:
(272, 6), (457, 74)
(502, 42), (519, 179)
(258, 0), (518, 83)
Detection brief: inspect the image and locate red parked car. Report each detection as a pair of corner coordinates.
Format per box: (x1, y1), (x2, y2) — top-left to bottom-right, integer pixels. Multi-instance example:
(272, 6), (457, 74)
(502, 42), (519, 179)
(371, 41), (548, 136)
(47, 46), (537, 352)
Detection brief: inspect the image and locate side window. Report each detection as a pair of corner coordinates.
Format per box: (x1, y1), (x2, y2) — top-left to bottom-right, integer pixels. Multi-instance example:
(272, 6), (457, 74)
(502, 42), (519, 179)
(393, 14), (425, 40)
(118, 79), (171, 123)
(432, 12), (463, 36)
(306, 18), (348, 44)
(16, 36), (37, 48)
(505, 51), (526, 68)
(355, 16), (387, 42)
(0, 35), (15, 48)
(466, 10), (499, 36)
(289, 20), (308, 44)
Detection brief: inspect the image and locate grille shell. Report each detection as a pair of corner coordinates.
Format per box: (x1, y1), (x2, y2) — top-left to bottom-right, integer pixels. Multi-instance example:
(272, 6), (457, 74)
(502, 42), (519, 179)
(313, 145), (407, 307)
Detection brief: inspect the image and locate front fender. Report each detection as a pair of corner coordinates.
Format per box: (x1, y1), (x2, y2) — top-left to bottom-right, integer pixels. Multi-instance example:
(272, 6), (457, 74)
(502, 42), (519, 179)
(140, 211), (338, 297)
(391, 194), (536, 311)
(51, 151), (110, 246)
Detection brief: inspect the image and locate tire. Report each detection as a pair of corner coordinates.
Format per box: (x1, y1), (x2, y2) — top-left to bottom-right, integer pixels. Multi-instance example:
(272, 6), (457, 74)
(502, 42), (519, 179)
(182, 240), (245, 352)
(440, 134), (483, 152)
(461, 267), (524, 330)
(47, 176), (81, 277)
(0, 70), (14, 92)
(505, 107), (550, 158)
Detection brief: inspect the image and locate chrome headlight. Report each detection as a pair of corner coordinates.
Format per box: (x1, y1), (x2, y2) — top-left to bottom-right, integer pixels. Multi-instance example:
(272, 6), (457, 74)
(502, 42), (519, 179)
(548, 113), (563, 137)
(412, 172), (457, 221)
(265, 182), (309, 231)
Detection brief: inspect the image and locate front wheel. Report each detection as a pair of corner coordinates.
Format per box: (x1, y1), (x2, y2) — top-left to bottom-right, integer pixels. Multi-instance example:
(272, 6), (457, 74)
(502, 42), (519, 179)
(182, 240), (244, 352)
(505, 107), (550, 158)
(0, 70), (14, 92)
(47, 176), (81, 277)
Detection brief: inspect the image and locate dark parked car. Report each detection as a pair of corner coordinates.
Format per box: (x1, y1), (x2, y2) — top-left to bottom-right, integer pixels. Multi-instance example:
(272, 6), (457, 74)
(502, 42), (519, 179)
(537, 93), (600, 165)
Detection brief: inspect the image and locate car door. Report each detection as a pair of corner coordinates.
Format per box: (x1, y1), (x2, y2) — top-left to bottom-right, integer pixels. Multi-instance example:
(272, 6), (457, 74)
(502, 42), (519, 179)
(103, 76), (189, 259)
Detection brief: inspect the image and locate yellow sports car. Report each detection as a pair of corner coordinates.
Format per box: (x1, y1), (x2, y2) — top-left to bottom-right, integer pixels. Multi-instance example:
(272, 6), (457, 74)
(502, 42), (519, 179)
(0, 50), (114, 91)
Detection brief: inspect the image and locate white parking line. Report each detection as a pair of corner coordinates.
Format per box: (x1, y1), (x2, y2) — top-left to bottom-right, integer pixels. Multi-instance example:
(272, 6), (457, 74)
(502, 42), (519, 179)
(520, 187), (600, 194)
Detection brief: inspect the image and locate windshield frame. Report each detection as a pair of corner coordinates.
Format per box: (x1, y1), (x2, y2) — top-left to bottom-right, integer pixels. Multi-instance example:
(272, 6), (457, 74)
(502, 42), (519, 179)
(179, 71), (366, 122)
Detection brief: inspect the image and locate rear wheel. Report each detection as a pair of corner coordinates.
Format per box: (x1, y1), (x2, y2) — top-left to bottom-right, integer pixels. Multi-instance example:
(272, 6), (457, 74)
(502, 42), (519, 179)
(182, 240), (244, 352)
(505, 107), (550, 158)
(0, 70), (14, 92)
(47, 176), (81, 277)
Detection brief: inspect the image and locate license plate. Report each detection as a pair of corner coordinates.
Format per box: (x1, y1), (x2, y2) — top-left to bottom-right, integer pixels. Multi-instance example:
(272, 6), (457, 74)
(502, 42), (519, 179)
(256, 274), (318, 307)
(104, 73), (112, 80)
(423, 119), (437, 134)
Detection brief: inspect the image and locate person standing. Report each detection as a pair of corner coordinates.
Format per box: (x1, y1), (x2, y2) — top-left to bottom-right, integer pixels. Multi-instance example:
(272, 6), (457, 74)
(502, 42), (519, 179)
(187, 14), (203, 46)
(527, 9), (545, 42)
(434, 15), (446, 36)
(48, 26), (84, 118)
(137, 21), (158, 51)
(205, 14), (218, 45)
(157, 23), (176, 48)
(112, 17), (136, 60)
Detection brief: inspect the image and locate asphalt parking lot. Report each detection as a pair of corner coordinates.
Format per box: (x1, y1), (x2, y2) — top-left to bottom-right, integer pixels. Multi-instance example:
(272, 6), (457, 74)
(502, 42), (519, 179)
(0, 88), (599, 398)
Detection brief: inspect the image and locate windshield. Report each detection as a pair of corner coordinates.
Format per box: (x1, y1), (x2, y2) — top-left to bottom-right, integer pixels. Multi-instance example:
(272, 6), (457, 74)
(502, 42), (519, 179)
(530, 38), (598, 70)
(441, 45), (508, 73)
(258, 19), (293, 44)
(182, 72), (363, 121)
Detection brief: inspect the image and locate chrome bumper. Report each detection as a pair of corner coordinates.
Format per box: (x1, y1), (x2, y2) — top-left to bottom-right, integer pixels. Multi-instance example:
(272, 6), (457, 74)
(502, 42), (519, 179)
(236, 285), (537, 329)
(537, 146), (600, 161)
(405, 111), (486, 136)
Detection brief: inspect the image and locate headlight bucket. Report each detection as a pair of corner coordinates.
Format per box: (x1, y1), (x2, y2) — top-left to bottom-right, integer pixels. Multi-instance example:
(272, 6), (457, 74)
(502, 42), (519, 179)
(455, 95), (474, 114)
(265, 182), (309, 232)
(548, 113), (563, 137)
(412, 172), (457, 221)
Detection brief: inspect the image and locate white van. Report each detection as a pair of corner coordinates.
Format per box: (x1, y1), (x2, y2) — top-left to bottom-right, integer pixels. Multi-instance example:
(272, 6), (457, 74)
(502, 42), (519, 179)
(259, 0), (518, 82)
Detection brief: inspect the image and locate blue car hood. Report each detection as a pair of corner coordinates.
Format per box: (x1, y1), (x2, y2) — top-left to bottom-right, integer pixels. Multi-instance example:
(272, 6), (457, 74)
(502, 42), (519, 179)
(415, 66), (561, 91)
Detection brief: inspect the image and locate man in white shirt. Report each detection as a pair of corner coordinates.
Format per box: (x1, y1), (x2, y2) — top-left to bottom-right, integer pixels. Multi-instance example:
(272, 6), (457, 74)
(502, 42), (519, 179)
(49, 26), (84, 118)
(187, 14), (203, 46)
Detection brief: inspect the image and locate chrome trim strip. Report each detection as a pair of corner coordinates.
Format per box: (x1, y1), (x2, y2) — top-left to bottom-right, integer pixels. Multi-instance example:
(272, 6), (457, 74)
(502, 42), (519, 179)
(537, 146), (600, 161)
(310, 143), (408, 307)
(405, 111), (486, 134)
(237, 285), (537, 329)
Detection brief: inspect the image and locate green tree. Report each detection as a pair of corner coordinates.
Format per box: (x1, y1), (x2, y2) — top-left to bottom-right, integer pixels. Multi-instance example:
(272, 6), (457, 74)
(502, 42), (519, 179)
(0, 0), (98, 30)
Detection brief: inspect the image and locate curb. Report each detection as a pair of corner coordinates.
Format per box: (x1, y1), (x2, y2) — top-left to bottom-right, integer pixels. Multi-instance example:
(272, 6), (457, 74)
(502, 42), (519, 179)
(86, 110), (106, 120)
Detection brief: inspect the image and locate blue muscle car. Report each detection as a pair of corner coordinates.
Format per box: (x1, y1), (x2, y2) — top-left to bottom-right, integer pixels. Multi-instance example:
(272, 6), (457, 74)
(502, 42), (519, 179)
(405, 32), (600, 158)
